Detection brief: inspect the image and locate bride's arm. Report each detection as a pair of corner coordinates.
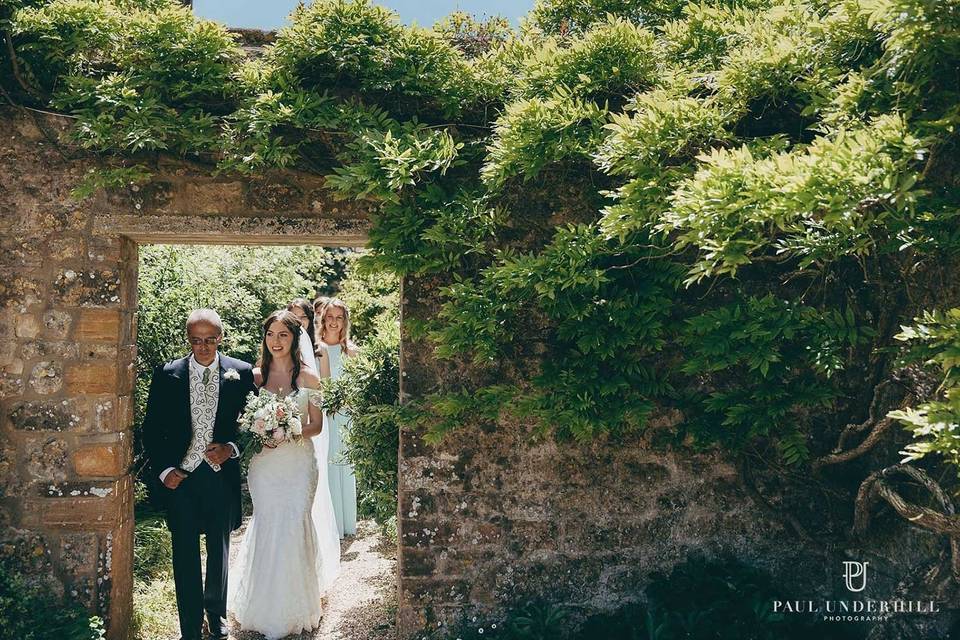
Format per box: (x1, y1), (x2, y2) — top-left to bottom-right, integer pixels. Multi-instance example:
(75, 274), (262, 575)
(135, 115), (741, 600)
(299, 368), (324, 438)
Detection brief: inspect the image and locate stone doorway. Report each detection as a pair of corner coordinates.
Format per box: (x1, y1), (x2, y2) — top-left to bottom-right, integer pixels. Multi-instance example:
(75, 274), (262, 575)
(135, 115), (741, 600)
(115, 213), (373, 640)
(131, 240), (397, 640)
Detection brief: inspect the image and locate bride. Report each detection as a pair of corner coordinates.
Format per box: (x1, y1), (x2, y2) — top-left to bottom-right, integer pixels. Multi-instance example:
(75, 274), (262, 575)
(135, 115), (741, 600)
(229, 309), (341, 639)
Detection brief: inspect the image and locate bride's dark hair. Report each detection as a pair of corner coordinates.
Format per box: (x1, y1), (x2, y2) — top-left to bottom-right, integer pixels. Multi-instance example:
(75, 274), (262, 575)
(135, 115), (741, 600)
(257, 310), (303, 392)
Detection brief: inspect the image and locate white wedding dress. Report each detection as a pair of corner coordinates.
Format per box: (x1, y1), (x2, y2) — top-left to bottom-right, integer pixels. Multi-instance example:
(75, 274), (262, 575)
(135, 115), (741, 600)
(228, 387), (341, 639)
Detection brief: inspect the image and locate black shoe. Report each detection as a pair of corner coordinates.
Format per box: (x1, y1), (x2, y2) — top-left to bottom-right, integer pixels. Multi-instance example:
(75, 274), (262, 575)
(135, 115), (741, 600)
(206, 615), (229, 640)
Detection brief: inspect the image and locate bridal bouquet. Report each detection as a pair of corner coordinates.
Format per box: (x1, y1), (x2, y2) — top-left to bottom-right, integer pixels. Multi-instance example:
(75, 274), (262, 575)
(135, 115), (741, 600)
(236, 390), (303, 473)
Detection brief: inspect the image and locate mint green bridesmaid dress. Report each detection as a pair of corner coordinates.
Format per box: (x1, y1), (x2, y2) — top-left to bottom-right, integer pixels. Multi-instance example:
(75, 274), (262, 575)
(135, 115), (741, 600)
(323, 343), (358, 537)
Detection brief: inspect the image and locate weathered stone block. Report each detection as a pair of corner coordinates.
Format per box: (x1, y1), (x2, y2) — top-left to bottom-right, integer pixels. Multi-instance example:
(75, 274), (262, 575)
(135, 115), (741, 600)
(0, 529), (53, 575)
(109, 177), (174, 208)
(44, 480), (123, 498)
(0, 275), (43, 308)
(16, 313), (40, 338)
(21, 340), (80, 360)
(88, 234), (123, 262)
(26, 437), (68, 482)
(71, 441), (129, 477)
(91, 397), (119, 432)
(54, 269), (120, 306)
(246, 179), (304, 210)
(504, 520), (559, 555)
(400, 548), (437, 577)
(184, 181), (244, 214)
(107, 517), (134, 640)
(400, 520), (458, 547)
(47, 234), (86, 261)
(29, 361), (63, 395)
(80, 343), (118, 359)
(0, 309), (15, 339)
(0, 340), (16, 366)
(0, 373), (25, 397)
(25, 476), (130, 530)
(0, 444), (19, 498)
(401, 577), (471, 606)
(42, 309), (73, 339)
(8, 399), (86, 431)
(76, 308), (121, 342)
(66, 362), (118, 394)
(59, 532), (98, 579)
(117, 395), (133, 429)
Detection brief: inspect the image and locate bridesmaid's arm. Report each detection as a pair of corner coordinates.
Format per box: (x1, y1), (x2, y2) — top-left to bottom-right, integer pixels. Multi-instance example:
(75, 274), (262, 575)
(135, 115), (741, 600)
(316, 344), (331, 379)
(299, 369), (324, 438)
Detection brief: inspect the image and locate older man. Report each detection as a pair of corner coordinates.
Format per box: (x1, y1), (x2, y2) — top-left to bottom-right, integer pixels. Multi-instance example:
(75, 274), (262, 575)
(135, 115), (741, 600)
(142, 309), (256, 640)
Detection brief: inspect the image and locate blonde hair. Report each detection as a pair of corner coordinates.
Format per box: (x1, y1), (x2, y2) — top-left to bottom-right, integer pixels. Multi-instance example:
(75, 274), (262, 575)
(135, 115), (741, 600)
(316, 298), (352, 348)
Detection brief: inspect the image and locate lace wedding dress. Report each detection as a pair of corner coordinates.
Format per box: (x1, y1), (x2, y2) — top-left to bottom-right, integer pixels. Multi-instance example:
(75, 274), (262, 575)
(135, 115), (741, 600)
(228, 387), (341, 639)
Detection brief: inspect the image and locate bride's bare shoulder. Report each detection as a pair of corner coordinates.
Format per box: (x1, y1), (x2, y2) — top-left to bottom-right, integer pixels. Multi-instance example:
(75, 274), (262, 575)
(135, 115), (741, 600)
(253, 367), (263, 386)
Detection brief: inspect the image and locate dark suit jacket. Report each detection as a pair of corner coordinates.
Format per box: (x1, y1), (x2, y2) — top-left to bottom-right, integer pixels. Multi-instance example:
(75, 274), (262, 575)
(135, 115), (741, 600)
(142, 353), (257, 531)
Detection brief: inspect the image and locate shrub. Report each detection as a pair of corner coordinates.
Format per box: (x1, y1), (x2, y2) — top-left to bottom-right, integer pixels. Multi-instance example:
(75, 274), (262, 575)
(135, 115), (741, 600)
(481, 87), (607, 188)
(514, 17), (661, 102)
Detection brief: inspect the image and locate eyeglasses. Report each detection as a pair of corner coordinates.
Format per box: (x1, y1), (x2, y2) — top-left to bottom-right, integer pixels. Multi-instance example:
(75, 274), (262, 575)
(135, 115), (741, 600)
(188, 336), (221, 346)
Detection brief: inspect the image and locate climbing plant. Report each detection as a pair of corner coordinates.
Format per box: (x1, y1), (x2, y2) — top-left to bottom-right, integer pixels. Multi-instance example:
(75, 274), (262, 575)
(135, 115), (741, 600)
(4, 0), (960, 530)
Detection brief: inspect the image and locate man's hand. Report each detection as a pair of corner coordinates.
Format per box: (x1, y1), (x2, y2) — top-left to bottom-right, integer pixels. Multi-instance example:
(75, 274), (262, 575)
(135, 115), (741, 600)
(163, 469), (187, 490)
(205, 443), (233, 465)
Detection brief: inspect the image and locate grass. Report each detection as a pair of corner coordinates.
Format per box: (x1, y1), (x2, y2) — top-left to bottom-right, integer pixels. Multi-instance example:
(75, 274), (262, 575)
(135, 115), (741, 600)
(132, 510), (179, 640)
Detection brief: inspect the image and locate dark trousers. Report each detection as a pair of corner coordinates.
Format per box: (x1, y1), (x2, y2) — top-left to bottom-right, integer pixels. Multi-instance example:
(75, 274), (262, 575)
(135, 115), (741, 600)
(165, 463), (235, 640)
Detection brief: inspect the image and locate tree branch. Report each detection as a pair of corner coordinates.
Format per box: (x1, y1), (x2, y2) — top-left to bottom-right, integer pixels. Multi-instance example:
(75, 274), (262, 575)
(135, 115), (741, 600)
(812, 382), (910, 470)
(853, 464), (960, 578)
(4, 30), (44, 102)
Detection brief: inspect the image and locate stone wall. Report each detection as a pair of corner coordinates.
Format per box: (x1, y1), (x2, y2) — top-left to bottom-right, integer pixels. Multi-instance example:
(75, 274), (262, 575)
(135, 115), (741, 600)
(395, 281), (806, 636)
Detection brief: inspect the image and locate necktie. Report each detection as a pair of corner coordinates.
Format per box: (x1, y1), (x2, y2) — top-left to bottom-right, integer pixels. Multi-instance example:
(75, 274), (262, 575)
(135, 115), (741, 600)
(202, 367), (211, 385)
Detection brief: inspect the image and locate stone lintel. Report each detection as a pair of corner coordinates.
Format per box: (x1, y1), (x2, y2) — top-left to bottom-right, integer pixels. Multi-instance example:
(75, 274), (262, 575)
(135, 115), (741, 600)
(92, 214), (371, 247)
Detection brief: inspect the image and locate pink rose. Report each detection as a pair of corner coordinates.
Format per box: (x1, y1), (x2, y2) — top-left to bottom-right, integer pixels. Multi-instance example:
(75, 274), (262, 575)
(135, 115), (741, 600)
(273, 429), (285, 441)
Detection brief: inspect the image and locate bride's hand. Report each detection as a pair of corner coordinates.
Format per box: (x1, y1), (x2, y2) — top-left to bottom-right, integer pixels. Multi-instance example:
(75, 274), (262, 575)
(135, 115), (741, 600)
(263, 440), (279, 449)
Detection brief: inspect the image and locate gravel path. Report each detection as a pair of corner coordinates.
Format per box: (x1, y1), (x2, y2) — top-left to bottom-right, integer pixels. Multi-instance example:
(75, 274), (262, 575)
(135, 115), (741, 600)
(226, 518), (397, 640)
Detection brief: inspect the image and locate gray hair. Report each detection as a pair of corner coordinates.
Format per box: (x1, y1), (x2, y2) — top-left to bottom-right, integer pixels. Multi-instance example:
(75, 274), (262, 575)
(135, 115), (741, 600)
(185, 308), (224, 335)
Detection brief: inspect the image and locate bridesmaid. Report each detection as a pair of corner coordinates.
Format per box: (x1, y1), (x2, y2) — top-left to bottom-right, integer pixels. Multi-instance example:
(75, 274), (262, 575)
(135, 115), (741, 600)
(315, 298), (359, 538)
(286, 298), (318, 372)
